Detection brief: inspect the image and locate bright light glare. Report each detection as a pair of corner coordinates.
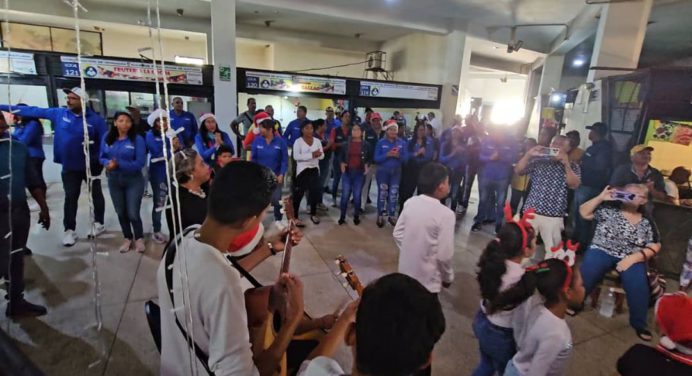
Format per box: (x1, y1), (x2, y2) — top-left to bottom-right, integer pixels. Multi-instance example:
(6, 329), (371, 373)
(572, 58), (585, 67)
(490, 100), (525, 125)
(289, 84), (302, 93)
(174, 55), (204, 66)
(551, 94), (563, 103)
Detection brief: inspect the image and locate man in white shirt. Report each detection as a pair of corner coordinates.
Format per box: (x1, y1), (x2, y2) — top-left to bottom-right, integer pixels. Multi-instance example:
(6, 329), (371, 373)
(428, 112), (442, 132)
(297, 273), (446, 376)
(394, 162), (456, 293)
(157, 161), (305, 376)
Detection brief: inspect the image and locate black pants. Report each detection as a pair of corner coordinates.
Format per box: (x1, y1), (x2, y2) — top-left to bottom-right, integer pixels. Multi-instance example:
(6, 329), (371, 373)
(28, 157), (46, 190)
(509, 188), (528, 216)
(293, 168), (320, 217)
(458, 162), (477, 209)
(0, 198), (29, 300)
(399, 161), (421, 212)
(62, 166), (105, 231)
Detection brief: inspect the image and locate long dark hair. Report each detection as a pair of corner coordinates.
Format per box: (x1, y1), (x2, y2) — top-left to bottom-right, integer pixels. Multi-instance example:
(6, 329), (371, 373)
(105, 111), (137, 145)
(488, 258), (573, 314)
(477, 223), (535, 303)
(199, 117), (220, 143)
(408, 123), (428, 152)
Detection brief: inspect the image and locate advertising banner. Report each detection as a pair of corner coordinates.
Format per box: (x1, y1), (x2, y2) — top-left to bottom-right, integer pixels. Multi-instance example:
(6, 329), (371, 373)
(359, 81), (439, 101)
(245, 71), (346, 95)
(60, 56), (203, 85)
(0, 51), (37, 75)
(646, 120), (692, 146)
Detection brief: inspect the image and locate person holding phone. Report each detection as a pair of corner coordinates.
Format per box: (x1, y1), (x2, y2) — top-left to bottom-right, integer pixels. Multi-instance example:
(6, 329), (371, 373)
(374, 120), (408, 227)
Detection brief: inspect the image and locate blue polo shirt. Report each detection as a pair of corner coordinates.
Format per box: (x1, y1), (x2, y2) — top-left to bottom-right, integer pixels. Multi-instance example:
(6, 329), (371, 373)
(478, 137), (519, 181)
(100, 135), (146, 175)
(251, 136), (289, 176)
(374, 137), (409, 170)
(282, 118), (308, 147)
(169, 110), (198, 145)
(12, 120), (44, 159)
(145, 130), (173, 182)
(408, 137), (435, 164)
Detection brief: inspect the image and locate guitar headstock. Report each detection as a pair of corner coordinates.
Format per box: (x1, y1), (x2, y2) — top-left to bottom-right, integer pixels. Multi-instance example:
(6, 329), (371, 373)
(336, 255), (364, 297)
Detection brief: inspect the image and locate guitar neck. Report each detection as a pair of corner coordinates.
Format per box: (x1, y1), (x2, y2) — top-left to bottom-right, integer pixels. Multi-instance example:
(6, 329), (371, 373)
(279, 221), (293, 274)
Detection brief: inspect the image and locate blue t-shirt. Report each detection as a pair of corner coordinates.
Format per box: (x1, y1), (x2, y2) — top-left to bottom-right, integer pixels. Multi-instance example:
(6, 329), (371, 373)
(478, 137), (519, 181)
(169, 110), (198, 145)
(251, 136), (289, 176)
(145, 130), (173, 182)
(12, 119), (44, 159)
(100, 134), (146, 175)
(194, 131), (234, 165)
(283, 118), (308, 147)
(374, 137), (409, 171)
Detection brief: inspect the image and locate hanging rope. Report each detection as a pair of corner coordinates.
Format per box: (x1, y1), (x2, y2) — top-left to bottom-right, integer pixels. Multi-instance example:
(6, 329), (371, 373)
(63, 0), (107, 368)
(2, 0), (14, 332)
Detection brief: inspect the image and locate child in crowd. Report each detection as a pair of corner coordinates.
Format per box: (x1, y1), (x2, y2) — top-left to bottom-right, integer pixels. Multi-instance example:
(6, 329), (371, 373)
(488, 258), (585, 376)
(337, 123), (371, 225)
(212, 144), (235, 177)
(473, 206), (536, 376)
(297, 273), (446, 376)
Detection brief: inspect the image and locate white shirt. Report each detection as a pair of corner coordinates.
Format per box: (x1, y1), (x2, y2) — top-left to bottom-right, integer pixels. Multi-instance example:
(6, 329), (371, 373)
(482, 260), (525, 328)
(511, 304), (573, 376)
(430, 117), (442, 132)
(664, 178), (680, 205)
(292, 137), (324, 177)
(393, 194), (456, 293)
(157, 228), (259, 376)
(297, 356), (346, 376)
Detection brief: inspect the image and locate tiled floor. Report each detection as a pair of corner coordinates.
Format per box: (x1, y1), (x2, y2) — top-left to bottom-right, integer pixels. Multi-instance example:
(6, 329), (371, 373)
(2, 154), (669, 375)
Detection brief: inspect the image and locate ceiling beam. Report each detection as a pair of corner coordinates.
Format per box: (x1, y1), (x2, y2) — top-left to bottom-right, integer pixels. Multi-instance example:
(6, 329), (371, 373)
(236, 23), (381, 52)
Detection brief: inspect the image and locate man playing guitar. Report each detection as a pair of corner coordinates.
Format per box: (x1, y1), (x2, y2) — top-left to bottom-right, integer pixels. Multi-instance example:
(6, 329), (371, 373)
(157, 161), (307, 376)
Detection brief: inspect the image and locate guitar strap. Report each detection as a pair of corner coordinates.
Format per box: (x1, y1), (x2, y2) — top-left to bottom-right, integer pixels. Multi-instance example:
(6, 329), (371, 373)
(164, 225), (215, 376)
(226, 255), (264, 288)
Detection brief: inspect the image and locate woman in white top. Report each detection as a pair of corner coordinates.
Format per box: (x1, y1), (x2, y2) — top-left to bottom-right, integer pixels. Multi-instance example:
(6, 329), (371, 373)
(292, 119), (324, 226)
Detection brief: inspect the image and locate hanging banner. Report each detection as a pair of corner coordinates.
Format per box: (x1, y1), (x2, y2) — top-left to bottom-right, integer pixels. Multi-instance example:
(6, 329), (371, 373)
(60, 56), (203, 85)
(245, 71), (346, 95)
(645, 120), (692, 146)
(0, 51), (37, 75)
(359, 81), (439, 101)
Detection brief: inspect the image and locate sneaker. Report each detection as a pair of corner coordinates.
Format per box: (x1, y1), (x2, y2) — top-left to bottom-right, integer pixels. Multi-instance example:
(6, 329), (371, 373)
(635, 328), (652, 342)
(377, 216), (385, 228)
(143, 190), (153, 198)
(152, 232), (168, 244)
(274, 220), (286, 231)
(62, 230), (77, 247)
(310, 215), (321, 225)
(388, 217), (397, 226)
(88, 222), (106, 239)
(471, 222), (482, 232)
(135, 239), (146, 253)
(6, 298), (47, 318)
(119, 239), (132, 253)
(353, 216), (361, 226)
(455, 206), (466, 216)
(23, 247), (33, 256)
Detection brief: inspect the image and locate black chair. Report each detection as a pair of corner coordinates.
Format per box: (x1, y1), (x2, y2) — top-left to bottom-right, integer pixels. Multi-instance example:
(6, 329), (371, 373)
(144, 300), (162, 353)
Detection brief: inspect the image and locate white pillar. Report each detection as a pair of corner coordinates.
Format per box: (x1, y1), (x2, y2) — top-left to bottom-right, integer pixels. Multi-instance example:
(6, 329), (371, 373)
(588, 0), (653, 82)
(439, 31), (471, 128)
(538, 55), (565, 96)
(211, 0), (237, 149)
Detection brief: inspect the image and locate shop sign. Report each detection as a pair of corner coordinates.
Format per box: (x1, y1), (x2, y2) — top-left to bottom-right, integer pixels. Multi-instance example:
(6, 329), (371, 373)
(219, 66), (231, 82)
(60, 56), (203, 85)
(359, 81), (439, 101)
(0, 51), (37, 75)
(245, 71), (346, 95)
(646, 119), (692, 146)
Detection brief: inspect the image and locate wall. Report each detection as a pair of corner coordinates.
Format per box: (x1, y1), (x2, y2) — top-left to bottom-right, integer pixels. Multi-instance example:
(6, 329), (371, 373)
(101, 28), (207, 62)
(380, 33), (449, 84)
(271, 43), (366, 77)
(237, 40), (271, 69)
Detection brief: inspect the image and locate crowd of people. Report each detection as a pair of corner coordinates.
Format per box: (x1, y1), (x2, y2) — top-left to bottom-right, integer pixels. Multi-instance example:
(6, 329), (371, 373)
(0, 88), (690, 376)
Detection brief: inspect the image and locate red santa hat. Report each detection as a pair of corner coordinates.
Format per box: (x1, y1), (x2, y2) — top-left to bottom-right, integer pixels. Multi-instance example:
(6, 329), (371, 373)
(656, 292), (692, 363)
(227, 223), (265, 257)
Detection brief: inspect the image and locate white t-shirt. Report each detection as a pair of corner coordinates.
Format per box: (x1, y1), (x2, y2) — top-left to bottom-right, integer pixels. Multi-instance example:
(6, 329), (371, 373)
(297, 356), (347, 376)
(481, 260), (526, 328)
(292, 137), (324, 177)
(664, 178), (680, 205)
(393, 194), (456, 293)
(157, 228), (259, 376)
(510, 304), (573, 376)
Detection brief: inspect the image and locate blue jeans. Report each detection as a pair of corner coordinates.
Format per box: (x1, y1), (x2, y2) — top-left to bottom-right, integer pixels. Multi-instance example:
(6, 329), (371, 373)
(331, 153), (342, 197)
(61, 166), (105, 231)
(475, 174), (509, 226)
(272, 183), (283, 221)
(149, 176), (168, 233)
(340, 169), (364, 219)
(318, 154), (332, 203)
(472, 310), (516, 376)
(573, 186), (601, 249)
(447, 167), (464, 210)
(108, 173), (146, 240)
(580, 247), (650, 330)
(376, 166), (401, 217)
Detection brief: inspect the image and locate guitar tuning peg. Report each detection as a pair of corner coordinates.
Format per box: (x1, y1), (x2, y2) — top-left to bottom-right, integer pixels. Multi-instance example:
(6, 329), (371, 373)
(340, 272), (347, 278)
(342, 282), (349, 288)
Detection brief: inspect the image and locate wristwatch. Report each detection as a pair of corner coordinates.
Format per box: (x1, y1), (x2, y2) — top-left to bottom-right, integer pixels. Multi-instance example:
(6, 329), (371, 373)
(268, 242), (277, 256)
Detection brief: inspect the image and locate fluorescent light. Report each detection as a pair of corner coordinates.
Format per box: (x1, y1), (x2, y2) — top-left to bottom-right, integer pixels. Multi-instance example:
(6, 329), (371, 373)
(551, 94), (563, 103)
(174, 55), (204, 66)
(572, 58), (586, 67)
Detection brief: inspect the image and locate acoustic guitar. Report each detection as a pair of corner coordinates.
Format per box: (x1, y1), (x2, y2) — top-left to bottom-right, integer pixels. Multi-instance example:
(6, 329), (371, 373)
(336, 255), (364, 297)
(244, 197), (296, 376)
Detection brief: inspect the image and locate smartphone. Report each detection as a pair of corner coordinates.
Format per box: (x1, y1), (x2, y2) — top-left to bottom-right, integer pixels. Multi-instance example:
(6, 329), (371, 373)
(612, 191), (636, 202)
(537, 147), (560, 157)
(392, 146), (400, 153)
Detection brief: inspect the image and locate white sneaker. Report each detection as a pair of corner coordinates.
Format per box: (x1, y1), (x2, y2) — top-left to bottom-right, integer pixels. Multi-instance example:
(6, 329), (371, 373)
(135, 239), (146, 253)
(89, 223), (106, 238)
(275, 221), (286, 231)
(62, 230), (77, 247)
(119, 239), (132, 253)
(152, 232), (168, 244)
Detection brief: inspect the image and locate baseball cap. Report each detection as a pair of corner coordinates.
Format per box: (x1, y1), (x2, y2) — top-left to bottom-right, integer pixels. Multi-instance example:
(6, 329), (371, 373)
(62, 87), (87, 100)
(253, 111), (272, 126)
(371, 112), (383, 121)
(630, 144), (654, 156)
(586, 122), (608, 136)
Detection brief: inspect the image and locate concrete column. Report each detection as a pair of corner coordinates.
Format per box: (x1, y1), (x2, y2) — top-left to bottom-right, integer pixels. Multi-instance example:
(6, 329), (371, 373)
(537, 55), (565, 96)
(588, 0), (653, 82)
(211, 0), (237, 149)
(439, 31), (471, 128)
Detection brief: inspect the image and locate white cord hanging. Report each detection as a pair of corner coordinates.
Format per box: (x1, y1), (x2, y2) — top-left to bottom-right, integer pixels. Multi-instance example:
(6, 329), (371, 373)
(64, 0), (107, 368)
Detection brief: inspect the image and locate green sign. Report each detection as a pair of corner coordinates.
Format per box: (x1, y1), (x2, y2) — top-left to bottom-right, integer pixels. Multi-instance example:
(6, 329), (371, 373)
(219, 66), (231, 82)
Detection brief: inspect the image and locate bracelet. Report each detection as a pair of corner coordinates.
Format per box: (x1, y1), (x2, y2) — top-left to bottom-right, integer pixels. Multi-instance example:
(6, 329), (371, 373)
(268, 242), (277, 256)
(640, 250), (648, 261)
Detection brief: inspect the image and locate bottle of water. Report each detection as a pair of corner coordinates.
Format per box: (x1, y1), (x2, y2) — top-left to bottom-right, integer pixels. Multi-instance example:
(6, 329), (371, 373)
(599, 288), (616, 318)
